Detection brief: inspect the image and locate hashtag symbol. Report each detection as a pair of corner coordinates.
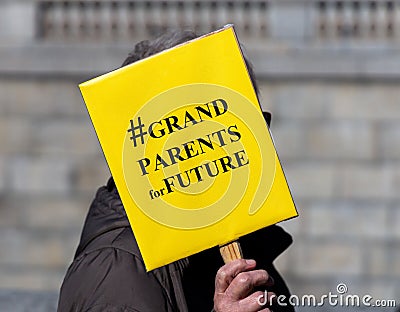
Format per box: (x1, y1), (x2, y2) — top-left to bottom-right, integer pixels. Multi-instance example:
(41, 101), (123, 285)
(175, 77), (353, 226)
(127, 117), (148, 147)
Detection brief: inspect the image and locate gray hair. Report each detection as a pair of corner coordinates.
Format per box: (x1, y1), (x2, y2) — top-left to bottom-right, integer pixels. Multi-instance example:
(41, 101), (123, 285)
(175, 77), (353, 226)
(121, 30), (260, 96)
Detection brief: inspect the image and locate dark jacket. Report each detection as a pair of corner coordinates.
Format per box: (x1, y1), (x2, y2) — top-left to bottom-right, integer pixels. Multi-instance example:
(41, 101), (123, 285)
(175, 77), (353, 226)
(58, 178), (294, 312)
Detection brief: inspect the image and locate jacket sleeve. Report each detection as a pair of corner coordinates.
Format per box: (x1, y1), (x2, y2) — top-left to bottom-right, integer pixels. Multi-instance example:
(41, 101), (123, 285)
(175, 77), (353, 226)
(57, 247), (175, 312)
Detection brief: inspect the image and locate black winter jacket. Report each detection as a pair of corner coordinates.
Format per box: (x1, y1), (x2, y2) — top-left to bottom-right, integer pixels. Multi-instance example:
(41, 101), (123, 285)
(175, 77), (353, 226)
(58, 178), (294, 312)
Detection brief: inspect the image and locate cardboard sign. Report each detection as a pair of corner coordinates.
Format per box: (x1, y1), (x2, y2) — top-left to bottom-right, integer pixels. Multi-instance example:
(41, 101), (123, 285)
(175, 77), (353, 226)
(80, 25), (297, 271)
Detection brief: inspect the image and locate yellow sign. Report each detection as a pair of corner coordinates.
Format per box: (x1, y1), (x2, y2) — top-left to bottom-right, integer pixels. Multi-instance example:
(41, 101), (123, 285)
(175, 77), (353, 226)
(80, 26), (297, 271)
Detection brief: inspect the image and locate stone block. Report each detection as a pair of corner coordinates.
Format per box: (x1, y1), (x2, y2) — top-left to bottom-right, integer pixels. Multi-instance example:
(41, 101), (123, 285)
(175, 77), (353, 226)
(294, 239), (363, 277)
(391, 243), (400, 277)
(268, 83), (331, 120)
(0, 1), (35, 44)
(337, 165), (394, 200)
(1, 80), (85, 118)
(32, 119), (101, 157)
(392, 167), (400, 200)
(0, 197), (22, 228)
(0, 157), (5, 194)
(0, 117), (34, 155)
(331, 84), (400, 121)
(9, 157), (72, 195)
(0, 289), (58, 312)
(270, 121), (307, 160)
(304, 202), (388, 240)
(269, 2), (308, 41)
(306, 121), (374, 160)
(0, 227), (78, 268)
(71, 157), (110, 194)
(7, 197), (88, 230)
(0, 269), (64, 292)
(378, 122), (400, 160)
(365, 244), (390, 277)
(284, 163), (336, 199)
(388, 206), (400, 239)
(352, 279), (399, 303)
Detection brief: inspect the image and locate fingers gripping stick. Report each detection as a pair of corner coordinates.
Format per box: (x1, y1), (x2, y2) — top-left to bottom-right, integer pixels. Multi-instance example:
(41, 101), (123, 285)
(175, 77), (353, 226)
(219, 241), (243, 263)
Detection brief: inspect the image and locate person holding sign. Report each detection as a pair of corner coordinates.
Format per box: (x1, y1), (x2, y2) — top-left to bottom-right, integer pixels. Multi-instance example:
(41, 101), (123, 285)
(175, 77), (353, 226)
(58, 30), (295, 312)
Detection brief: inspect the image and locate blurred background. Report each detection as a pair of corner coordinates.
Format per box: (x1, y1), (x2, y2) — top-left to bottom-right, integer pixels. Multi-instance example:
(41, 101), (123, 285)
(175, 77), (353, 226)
(0, 0), (399, 311)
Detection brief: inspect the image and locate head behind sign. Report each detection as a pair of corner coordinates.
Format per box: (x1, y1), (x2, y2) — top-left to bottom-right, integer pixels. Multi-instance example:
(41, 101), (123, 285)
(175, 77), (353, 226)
(121, 30), (262, 104)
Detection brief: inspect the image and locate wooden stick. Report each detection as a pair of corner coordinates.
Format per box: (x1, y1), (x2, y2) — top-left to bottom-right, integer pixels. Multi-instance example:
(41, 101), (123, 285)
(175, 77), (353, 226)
(219, 240), (243, 263)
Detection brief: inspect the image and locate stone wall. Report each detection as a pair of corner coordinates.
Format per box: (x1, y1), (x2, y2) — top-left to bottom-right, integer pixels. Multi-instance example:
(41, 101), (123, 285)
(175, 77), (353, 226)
(0, 0), (399, 311)
(259, 81), (400, 303)
(0, 78), (110, 290)
(1, 77), (399, 308)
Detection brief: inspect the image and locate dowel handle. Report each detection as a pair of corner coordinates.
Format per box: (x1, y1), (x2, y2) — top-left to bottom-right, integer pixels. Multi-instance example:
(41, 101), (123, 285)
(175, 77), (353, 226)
(219, 240), (243, 264)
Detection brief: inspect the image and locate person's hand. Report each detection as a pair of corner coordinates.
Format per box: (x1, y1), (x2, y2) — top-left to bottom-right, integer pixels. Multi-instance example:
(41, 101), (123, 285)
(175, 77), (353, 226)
(213, 259), (275, 312)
